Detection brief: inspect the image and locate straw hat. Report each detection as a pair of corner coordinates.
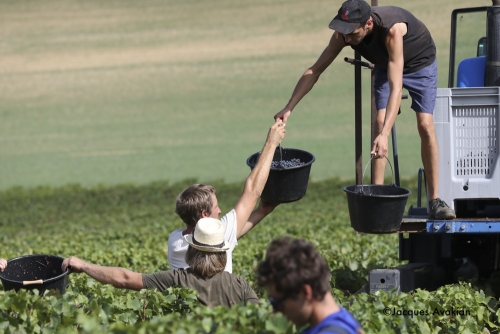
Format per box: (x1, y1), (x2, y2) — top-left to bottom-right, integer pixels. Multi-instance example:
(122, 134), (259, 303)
(184, 218), (230, 252)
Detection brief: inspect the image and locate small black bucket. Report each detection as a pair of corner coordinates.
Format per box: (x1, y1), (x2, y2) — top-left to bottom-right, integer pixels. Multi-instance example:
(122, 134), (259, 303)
(247, 146), (315, 203)
(343, 156), (411, 234)
(0, 254), (69, 294)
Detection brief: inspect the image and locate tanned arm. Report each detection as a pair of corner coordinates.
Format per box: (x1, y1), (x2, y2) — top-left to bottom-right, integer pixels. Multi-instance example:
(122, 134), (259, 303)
(274, 32), (347, 124)
(62, 256), (144, 291)
(233, 120), (285, 238)
(371, 23), (406, 158)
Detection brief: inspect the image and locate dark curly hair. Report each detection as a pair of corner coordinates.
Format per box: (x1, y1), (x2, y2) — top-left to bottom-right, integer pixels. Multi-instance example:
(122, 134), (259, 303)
(257, 236), (331, 300)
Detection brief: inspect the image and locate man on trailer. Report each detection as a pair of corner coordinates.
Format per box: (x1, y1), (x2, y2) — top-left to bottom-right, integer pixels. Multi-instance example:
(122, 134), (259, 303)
(274, 0), (456, 219)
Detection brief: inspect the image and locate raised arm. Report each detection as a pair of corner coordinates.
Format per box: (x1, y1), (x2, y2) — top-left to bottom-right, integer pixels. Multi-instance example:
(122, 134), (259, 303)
(62, 256), (144, 291)
(274, 32), (346, 124)
(233, 120), (285, 237)
(371, 23), (406, 158)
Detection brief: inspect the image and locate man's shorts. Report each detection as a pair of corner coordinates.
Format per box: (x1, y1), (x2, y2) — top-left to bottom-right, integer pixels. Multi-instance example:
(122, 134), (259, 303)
(374, 59), (437, 114)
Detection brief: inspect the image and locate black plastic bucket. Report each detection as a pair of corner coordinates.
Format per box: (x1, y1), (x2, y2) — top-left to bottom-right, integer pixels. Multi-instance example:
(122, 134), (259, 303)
(247, 146), (315, 203)
(343, 157), (411, 234)
(0, 255), (69, 294)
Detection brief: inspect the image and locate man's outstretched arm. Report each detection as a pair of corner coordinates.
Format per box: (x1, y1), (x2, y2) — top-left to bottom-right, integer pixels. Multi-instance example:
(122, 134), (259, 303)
(274, 32), (346, 124)
(62, 256), (144, 291)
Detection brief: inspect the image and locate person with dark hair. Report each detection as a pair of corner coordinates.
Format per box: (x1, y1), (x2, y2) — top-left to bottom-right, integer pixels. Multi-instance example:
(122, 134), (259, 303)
(0, 258), (6, 272)
(274, 0), (455, 220)
(62, 218), (259, 308)
(257, 237), (364, 334)
(168, 119), (286, 272)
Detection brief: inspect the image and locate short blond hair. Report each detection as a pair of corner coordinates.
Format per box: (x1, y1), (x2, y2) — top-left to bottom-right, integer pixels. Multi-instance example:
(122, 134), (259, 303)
(175, 184), (215, 227)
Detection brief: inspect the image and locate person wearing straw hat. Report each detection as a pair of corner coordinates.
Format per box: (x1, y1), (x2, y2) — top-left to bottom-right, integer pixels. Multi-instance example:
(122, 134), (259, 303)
(274, 0), (455, 220)
(62, 218), (259, 308)
(168, 119), (286, 272)
(0, 258), (6, 272)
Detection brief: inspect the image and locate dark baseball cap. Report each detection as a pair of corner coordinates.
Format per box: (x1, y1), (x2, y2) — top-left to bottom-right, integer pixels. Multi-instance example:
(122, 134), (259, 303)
(329, 0), (371, 34)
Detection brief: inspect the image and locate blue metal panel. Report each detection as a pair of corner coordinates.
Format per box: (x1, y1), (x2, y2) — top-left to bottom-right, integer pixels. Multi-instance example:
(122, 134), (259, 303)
(426, 220), (500, 233)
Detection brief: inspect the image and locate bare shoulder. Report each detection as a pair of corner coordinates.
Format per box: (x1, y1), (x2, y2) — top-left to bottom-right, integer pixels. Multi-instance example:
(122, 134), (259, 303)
(388, 22), (407, 38)
(329, 31), (347, 48)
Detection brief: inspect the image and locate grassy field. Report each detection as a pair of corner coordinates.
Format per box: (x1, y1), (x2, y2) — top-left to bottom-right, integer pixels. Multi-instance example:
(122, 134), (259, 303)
(0, 0), (491, 190)
(1, 180), (499, 332)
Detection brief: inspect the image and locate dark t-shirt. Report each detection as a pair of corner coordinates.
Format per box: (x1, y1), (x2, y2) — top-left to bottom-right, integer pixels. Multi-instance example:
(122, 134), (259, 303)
(350, 6), (435, 73)
(142, 268), (259, 308)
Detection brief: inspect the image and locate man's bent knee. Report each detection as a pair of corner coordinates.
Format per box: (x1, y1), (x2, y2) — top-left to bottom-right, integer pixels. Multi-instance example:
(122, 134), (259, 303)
(416, 113), (435, 137)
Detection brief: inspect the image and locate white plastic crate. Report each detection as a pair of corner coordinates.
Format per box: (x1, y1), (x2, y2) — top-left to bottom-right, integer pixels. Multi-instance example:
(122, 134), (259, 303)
(434, 87), (500, 210)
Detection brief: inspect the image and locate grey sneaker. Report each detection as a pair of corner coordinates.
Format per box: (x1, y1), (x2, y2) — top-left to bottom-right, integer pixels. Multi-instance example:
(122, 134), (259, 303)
(429, 198), (456, 220)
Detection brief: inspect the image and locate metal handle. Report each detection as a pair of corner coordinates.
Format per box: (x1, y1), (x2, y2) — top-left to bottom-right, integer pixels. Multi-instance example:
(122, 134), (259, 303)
(23, 279), (43, 285)
(344, 57), (375, 69)
(358, 155), (395, 194)
(278, 144), (284, 169)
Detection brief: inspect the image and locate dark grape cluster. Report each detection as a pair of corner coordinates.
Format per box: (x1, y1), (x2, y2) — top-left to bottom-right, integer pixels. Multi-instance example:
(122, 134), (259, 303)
(271, 158), (305, 169)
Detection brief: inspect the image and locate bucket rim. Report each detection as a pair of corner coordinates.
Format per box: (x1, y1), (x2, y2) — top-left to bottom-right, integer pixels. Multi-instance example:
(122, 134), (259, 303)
(343, 185), (412, 198)
(0, 254), (69, 285)
(246, 148), (316, 170)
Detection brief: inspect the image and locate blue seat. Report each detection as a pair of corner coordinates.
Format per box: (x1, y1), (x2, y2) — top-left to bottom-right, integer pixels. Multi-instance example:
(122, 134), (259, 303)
(457, 56), (486, 87)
